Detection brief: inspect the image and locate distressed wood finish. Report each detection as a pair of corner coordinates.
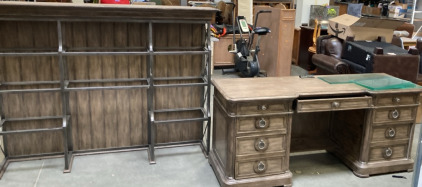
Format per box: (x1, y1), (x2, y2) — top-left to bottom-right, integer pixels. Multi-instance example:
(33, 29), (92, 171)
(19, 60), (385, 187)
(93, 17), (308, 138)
(0, 2), (216, 21)
(296, 96), (372, 113)
(210, 89), (293, 187)
(0, 3), (215, 156)
(211, 74), (422, 186)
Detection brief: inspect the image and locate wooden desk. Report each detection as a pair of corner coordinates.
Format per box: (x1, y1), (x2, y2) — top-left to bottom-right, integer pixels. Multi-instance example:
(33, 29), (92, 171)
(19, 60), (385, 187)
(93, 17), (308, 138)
(210, 74), (422, 187)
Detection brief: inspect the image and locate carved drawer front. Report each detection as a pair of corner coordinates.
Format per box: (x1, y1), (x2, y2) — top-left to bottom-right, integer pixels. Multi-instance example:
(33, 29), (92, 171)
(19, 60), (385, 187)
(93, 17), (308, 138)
(236, 115), (289, 135)
(235, 157), (285, 179)
(371, 124), (412, 142)
(236, 134), (285, 156)
(375, 94), (419, 106)
(296, 96), (372, 113)
(369, 144), (408, 162)
(373, 107), (416, 123)
(237, 101), (289, 115)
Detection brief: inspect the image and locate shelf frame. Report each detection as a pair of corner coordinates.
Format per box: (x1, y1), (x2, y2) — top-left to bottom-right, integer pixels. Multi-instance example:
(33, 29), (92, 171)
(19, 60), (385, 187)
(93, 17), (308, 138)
(0, 6), (213, 175)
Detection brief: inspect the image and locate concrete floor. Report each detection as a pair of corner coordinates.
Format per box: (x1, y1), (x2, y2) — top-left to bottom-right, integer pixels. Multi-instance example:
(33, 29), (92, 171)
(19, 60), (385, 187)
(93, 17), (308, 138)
(0, 66), (421, 186)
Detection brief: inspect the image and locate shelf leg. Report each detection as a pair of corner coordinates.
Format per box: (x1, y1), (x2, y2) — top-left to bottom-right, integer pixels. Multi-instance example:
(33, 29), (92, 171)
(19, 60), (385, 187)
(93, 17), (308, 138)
(0, 157), (9, 179)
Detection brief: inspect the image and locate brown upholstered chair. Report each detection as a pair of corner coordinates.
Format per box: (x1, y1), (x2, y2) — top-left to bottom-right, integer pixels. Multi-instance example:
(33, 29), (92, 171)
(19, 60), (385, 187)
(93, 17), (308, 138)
(312, 36), (420, 83)
(395, 22), (415, 38)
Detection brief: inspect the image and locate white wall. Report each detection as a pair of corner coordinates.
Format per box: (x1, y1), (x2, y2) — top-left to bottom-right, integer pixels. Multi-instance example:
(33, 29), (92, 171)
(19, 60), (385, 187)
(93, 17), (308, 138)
(295, 0), (330, 27)
(238, 0), (253, 24)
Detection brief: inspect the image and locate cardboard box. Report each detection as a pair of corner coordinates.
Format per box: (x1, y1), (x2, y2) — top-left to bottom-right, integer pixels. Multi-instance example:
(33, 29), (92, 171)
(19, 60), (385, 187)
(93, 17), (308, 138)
(328, 14), (404, 42)
(388, 2), (408, 18)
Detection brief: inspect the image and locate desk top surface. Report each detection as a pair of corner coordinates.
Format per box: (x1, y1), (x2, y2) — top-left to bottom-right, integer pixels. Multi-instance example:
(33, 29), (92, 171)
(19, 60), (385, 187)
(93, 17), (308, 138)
(212, 74), (422, 102)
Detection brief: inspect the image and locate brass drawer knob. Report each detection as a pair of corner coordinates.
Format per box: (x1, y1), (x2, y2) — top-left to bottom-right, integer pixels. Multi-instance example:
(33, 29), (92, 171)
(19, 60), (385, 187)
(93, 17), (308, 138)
(392, 97), (401, 103)
(383, 147), (393, 158)
(253, 160), (267, 173)
(389, 109), (400, 119)
(332, 101), (340, 108)
(255, 118), (269, 129)
(255, 138), (269, 152)
(385, 127), (396, 138)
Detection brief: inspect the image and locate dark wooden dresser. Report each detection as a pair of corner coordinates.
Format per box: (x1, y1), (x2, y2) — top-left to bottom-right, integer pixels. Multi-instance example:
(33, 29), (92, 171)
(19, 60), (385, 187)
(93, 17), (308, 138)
(210, 74), (422, 186)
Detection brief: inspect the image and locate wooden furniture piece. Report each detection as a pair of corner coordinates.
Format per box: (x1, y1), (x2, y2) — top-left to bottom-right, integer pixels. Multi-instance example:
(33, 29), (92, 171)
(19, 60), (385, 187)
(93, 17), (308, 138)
(254, 6), (295, 77)
(210, 73), (422, 186)
(212, 34), (238, 68)
(253, 0), (294, 8)
(0, 2), (216, 177)
(298, 26), (327, 71)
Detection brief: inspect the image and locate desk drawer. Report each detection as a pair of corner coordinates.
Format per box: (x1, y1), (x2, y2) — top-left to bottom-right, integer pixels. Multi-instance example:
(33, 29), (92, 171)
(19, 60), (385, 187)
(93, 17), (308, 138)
(371, 124), (412, 142)
(235, 156), (286, 179)
(374, 94), (419, 106)
(369, 144), (408, 162)
(236, 115), (289, 135)
(296, 96), (372, 113)
(236, 134), (285, 156)
(237, 101), (289, 115)
(373, 107), (417, 123)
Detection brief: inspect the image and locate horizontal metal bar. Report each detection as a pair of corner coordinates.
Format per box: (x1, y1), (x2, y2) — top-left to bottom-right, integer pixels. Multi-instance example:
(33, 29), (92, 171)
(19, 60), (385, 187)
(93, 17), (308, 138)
(153, 77), (203, 81)
(0, 127), (63, 135)
(154, 46), (204, 51)
(65, 85), (149, 91)
(1, 81), (60, 86)
(0, 52), (58, 57)
(62, 51), (150, 56)
(5, 116), (63, 122)
(68, 78), (148, 84)
(0, 47), (57, 52)
(66, 46), (147, 51)
(153, 117), (208, 124)
(0, 50), (208, 58)
(153, 107), (204, 113)
(153, 82), (207, 88)
(153, 51), (208, 55)
(72, 145), (148, 156)
(7, 152), (65, 160)
(155, 141), (202, 148)
(0, 88), (61, 94)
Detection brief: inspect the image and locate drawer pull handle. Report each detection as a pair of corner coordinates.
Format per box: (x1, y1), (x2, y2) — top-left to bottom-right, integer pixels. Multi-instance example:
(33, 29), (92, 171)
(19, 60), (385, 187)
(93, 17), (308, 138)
(253, 161), (267, 173)
(384, 147), (393, 158)
(392, 97), (401, 103)
(385, 127), (396, 138)
(332, 102), (340, 108)
(254, 138), (268, 152)
(255, 118), (269, 129)
(389, 109), (400, 119)
(260, 105), (267, 111)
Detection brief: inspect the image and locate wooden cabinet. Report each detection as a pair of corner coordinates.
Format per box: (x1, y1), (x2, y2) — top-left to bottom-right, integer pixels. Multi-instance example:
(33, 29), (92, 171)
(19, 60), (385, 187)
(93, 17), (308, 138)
(254, 7), (295, 77)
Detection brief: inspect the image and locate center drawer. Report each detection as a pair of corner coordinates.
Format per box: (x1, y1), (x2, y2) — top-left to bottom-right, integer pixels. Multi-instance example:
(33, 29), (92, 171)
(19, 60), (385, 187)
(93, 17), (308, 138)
(236, 134), (285, 156)
(296, 96), (372, 113)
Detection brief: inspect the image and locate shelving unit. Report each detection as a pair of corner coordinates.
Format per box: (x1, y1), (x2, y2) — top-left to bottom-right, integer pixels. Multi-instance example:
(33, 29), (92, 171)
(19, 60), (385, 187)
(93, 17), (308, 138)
(0, 2), (216, 177)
